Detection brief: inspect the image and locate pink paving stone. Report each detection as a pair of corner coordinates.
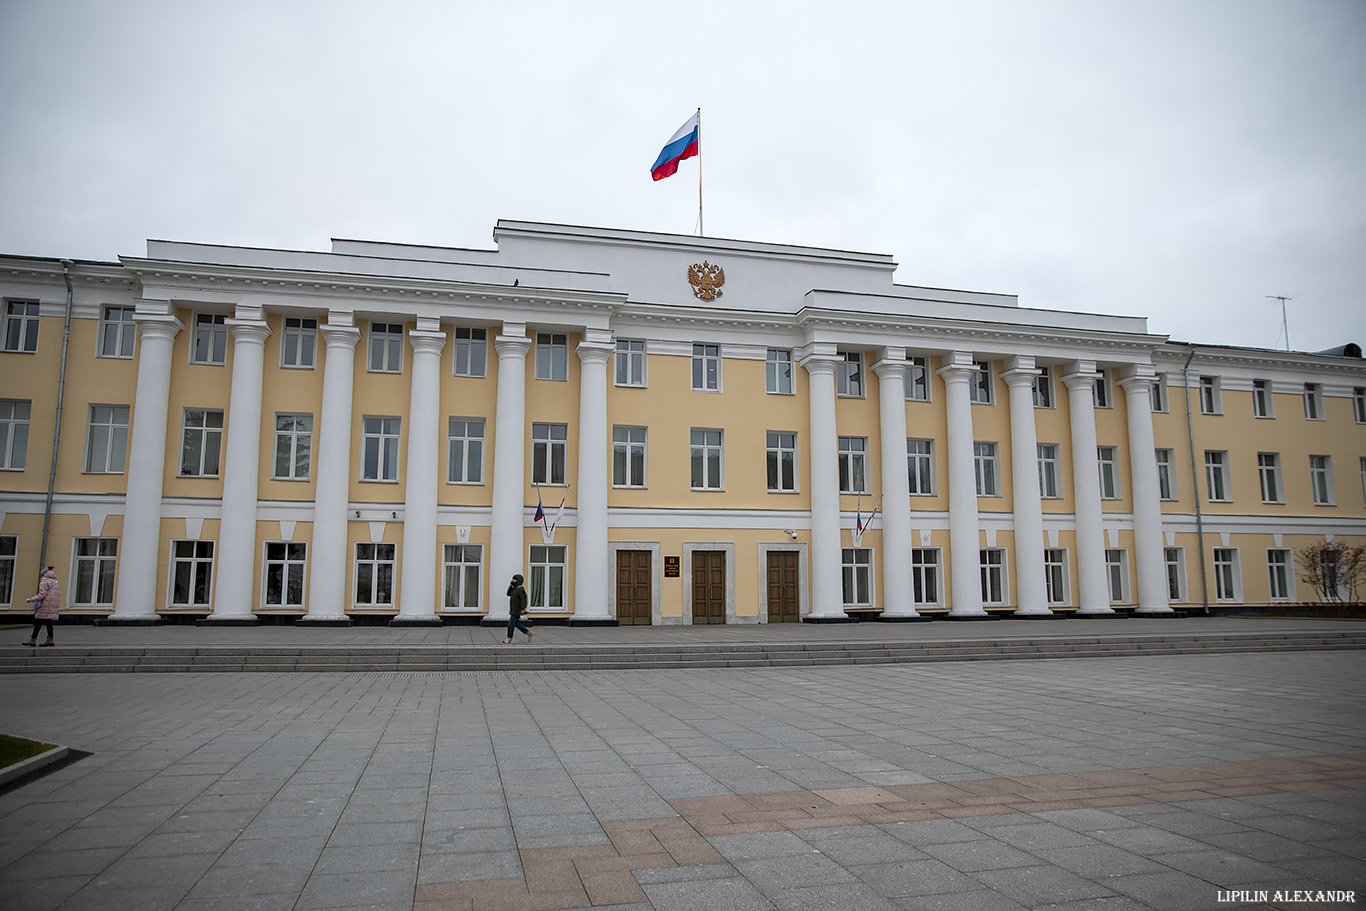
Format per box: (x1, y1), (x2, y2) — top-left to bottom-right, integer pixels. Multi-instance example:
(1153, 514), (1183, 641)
(811, 786), (907, 806)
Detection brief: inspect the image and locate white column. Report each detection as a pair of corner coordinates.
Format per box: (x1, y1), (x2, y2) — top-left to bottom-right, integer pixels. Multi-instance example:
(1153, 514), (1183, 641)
(489, 325), (531, 623)
(396, 325), (446, 624)
(303, 319), (360, 622)
(1062, 362), (1114, 615)
(799, 346), (846, 621)
(1119, 369), (1174, 615)
(110, 312), (182, 621)
(938, 352), (987, 617)
(209, 314), (271, 622)
(1002, 358), (1051, 616)
(573, 332), (614, 624)
(872, 351), (920, 619)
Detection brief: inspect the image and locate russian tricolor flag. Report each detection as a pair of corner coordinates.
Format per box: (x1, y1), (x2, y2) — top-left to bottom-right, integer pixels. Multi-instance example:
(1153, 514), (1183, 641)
(650, 112), (700, 181)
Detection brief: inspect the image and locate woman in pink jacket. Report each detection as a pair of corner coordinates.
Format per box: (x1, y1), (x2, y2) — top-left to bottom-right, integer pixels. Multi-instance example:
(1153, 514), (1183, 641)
(24, 566), (59, 647)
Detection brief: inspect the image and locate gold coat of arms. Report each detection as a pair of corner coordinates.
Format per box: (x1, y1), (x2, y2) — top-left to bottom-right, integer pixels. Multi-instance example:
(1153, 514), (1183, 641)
(688, 260), (725, 301)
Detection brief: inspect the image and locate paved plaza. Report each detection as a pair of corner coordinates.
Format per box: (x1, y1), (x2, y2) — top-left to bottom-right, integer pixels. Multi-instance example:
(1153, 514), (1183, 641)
(1, 637), (1364, 910)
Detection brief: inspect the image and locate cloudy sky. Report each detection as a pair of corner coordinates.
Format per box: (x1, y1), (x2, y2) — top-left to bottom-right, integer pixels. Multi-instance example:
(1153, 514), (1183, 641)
(2, 0), (1362, 352)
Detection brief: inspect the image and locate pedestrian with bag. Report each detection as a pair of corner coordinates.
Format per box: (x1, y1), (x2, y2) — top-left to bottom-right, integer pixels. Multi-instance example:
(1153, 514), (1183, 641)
(504, 573), (533, 644)
(23, 566), (59, 647)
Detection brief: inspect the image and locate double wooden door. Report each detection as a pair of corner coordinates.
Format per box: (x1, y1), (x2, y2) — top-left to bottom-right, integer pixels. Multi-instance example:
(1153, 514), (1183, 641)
(766, 551), (799, 623)
(692, 551), (726, 624)
(615, 550), (652, 625)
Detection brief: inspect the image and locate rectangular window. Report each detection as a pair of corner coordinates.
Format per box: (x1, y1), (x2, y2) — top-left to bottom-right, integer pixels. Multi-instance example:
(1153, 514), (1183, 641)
(1097, 446), (1119, 499)
(454, 327), (487, 378)
(692, 343), (720, 391)
(1204, 450), (1230, 502)
(1094, 369), (1111, 408)
(72, 537), (118, 606)
(1252, 379), (1273, 418)
(1032, 365), (1054, 408)
(169, 540), (214, 609)
(1037, 444), (1060, 499)
(0, 400), (30, 471)
(838, 436), (869, 494)
(1199, 376), (1222, 415)
(1355, 387), (1366, 424)
(1361, 457), (1366, 504)
(99, 305), (136, 358)
(1309, 455), (1334, 505)
(529, 544), (567, 609)
(974, 442), (999, 497)
(447, 418), (485, 484)
(690, 428), (723, 490)
(1155, 449), (1176, 500)
(273, 414), (312, 481)
(1105, 549), (1130, 603)
(3, 300), (40, 352)
(361, 416), (401, 482)
(354, 542), (396, 607)
(1165, 547), (1186, 602)
(1267, 549), (1293, 601)
(613, 425), (647, 488)
(842, 548), (873, 607)
(906, 356), (931, 402)
(84, 405), (129, 474)
(263, 542), (306, 608)
(280, 317), (317, 368)
(191, 313), (228, 365)
(969, 360), (993, 404)
(532, 423), (568, 485)
(766, 431), (797, 493)
(907, 439), (935, 495)
(1303, 383), (1323, 420)
(442, 543), (482, 610)
(911, 548), (940, 605)
(0, 535), (17, 604)
(1213, 547), (1240, 602)
(368, 322), (404, 373)
(180, 409), (224, 477)
(979, 549), (1006, 605)
(1257, 452), (1281, 504)
(765, 349), (793, 395)
(836, 352), (863, 397)
(536, 332), (567, 381)
(1151, 374), (1168, 413)
(615, 339), (646, 387)
(1044, 548), (1069, 605)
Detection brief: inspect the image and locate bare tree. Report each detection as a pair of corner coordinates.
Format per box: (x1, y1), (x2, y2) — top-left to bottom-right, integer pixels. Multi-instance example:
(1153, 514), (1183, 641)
(1296, 541), (1366, 603)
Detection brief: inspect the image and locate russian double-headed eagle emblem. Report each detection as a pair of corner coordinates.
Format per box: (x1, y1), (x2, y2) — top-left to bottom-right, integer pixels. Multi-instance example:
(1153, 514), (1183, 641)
(687, 260), (725, 301)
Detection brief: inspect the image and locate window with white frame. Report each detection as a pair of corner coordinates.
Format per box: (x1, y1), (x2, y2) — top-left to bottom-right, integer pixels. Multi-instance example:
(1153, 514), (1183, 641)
(836, 352), (864, 397)
(1205, 450), (1230, 502)
(1303, 382), (1323, 420)
(3, 300), (40, 353)
(180, 409), (223, 477)
(1199, 375), (1222, 414)
(615, 339), (646, 387)
(974, 442), (999, 496)
(361, 416), (401, 482)
(532, 423), (568, 485)
(1309, 455), (1334, 505)
(979, 549), (1006, 605)
(613, 425), (647, 488)
(1105, 549), (1130, 603)
(0, 535), (16, 604)
(72, 537), (118, 606)
(1252, 379), (1273, 418)
(1094, 369), (1112, 408)
(529, 544), (566, 609)
(1213, 547), (1240, 601)
(765, 349), (793, 395)
(1165, 547), (1186, 602)
(1044, 548), (1069, 605)
(691, 343), (720, 391)
(280, 317), (317, 369)
(368, 322), (404, 373)
(766, 431), (797, 493)
(907, 439), (934, 495)
(1037, 444), (1060, 498)
(1151, 374), (1168, 413)
(273, 413), (312, 481)
(536, 332), (568, 381)
(84, 405), (129, 474)
(0, 400), (29, 471)
(99, 305), (136, 358)
(842, 548), (873, 607)
(263, 542), (306, 608)
(453, 327), (487, 378)
(690, 428), (723, 490)
(354, 542), (396, 607)
(1097, 446), (1119, 499)
(906, 356), (931, 402)
(969, 360), (993, 404)
(1361, 457), (1366, 503)
(1267, 549), (1293, 601)
(1155, 449), (1176, 500)
(1032, 365), (1054, 408)
(169, 540), (214, 609)
(911, 548), (940, 605)
(1257, 452), (1281, 504)
(443, 543), (482, 610)
(1355, 387), (1366, 424)
(838, 436), (869, 494)
(191, 313), (228, 365)
(447, 418), (484, 484)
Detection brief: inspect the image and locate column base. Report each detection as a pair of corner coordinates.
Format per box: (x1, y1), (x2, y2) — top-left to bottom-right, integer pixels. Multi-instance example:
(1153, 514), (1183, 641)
(389, 616), (443, 627)
(96, 616), (161, 626)
(1010, 612), (1062, 619)
(481, 617), (510, 627)
(876, 613), (932, 622)
(943, 613), (1000, 621)
(296, 616), (351, 627)
(568, 617), (619, 627)
(1071, 610), (1123, 619)
(802, 614), (856, 624)
(196, 616), (259, 626)
(1130, 609), (1179, 618)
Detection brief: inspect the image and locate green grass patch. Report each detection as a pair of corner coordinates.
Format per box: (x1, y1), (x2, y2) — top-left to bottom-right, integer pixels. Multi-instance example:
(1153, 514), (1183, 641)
(0, 734), (57, 767)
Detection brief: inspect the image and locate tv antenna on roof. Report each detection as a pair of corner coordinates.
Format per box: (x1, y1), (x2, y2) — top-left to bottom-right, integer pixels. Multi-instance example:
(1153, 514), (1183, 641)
(1266, 294), (1299, 351)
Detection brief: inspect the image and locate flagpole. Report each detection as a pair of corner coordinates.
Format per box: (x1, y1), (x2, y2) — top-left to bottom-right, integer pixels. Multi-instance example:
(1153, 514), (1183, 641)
(696, 107), (704, 236)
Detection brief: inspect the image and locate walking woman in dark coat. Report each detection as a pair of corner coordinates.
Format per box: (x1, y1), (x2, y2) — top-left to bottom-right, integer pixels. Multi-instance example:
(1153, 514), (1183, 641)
(504, 573), (533, 643)
(24, 567), (59, 647)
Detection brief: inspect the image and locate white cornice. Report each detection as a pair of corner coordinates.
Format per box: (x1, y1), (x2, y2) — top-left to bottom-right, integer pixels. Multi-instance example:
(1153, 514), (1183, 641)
(1155, 343), (1366, 378)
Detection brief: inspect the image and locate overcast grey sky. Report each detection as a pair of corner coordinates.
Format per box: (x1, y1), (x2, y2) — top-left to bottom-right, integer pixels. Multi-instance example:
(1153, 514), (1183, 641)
(1, 0), (1362, 352)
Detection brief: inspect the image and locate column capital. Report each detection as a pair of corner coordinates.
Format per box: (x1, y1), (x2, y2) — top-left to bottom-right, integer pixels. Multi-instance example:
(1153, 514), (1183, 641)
(408, 328), (447, 357)
(320, 324), (361, 349)
(936, 359), (978, 385)
(226, 318), (271, 345)
(1000, 366), (1040, 389)
(871, 358), (907, 382)
(798, 351), (842, 375)
(1117, 366), (1158, 396)
(1061, 360), (1099, 390)
(133, 314), (183, 342)
(576, 339), (614, 366)
(494, 334), (532, 359)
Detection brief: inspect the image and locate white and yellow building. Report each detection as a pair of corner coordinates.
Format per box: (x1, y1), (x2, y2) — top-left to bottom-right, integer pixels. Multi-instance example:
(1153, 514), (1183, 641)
(1, 221), (1363, 624)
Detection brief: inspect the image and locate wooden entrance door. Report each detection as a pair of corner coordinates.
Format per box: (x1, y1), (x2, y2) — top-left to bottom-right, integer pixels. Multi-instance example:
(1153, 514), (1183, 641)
(766, 551), (799, 623)
(615, 550), (652, 625)
(692, 551), (726, 624)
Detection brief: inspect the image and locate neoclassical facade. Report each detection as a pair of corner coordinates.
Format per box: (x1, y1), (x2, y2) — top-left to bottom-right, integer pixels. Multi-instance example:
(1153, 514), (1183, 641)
(1, 221), (1363, 624)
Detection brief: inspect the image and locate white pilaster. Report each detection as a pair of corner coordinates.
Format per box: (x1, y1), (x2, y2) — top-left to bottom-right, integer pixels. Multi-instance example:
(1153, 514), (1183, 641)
(209, 315), (271, 622)
(111, 312), (182, 620)
(396, 325), (447, 623)
(573, 333), (614, 624)
(1119, 369), (1174, 614)
(1062, 362), (1114, 615)
(872, 351), (919, 619)
(303, 319), (360, 622)
(799, 346), (846, 620)
(938, 352), (987, 617)
(489, 325), (532, 622)
(1001, 358), (1050, 616)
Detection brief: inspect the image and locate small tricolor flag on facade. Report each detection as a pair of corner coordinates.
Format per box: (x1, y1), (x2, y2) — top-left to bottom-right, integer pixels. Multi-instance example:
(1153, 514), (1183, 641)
(650, 112), (700, 181)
